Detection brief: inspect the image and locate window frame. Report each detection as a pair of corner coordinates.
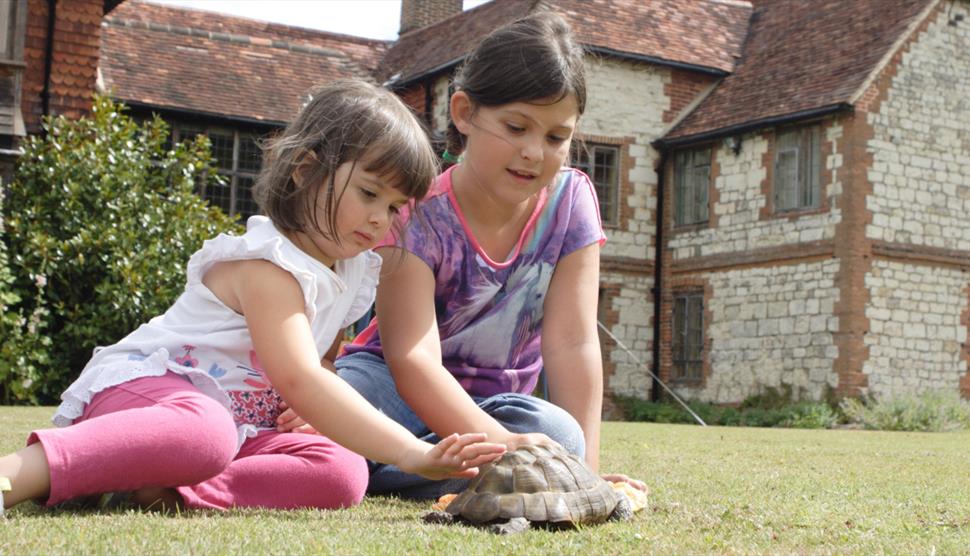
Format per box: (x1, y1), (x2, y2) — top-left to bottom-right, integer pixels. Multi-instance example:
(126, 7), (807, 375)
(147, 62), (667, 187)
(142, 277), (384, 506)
(571, 142), (620, 227)
(773, 125), (821, 213)
(0, 0), (27, 139)
(671, 290), (704, 383)
(171, 124), (261, 219)
(673, 147), (712, 227)
(0, 0), (26, 63)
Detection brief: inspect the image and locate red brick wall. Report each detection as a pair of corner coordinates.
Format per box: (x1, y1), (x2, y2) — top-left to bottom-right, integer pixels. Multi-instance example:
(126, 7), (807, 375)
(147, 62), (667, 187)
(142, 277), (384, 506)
(398, 84), (427, 118)
(597, 280), (622, 416)
(22, 0), (104, 133)
(663, 69), (716, 124)
(399, 0), (462, 35)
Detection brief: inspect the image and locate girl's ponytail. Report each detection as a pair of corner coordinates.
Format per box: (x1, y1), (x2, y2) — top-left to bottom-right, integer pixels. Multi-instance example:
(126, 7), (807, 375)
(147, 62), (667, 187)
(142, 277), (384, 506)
(442, 120), (465, 168)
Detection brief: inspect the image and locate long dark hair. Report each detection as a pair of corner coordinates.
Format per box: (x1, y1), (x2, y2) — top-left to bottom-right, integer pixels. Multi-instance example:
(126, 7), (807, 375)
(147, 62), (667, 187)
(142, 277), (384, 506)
(254, 80), (438, 242)
(445, 10), (587, 159)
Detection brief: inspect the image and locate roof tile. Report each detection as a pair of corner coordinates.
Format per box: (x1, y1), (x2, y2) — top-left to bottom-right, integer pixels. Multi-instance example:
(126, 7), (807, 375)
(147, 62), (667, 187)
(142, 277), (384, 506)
(101, 1), (388, 124)
(380, 0), (752, 85)
(665, 0), (934, 141)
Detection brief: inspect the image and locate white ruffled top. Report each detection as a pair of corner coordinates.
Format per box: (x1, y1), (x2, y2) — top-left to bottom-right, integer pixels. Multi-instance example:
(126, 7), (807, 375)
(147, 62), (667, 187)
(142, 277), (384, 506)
(53, 215), (381, 449)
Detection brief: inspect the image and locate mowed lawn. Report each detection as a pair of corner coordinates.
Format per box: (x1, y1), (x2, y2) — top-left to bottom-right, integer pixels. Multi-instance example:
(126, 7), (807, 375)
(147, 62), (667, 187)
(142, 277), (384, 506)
(2, 405), (969, 555)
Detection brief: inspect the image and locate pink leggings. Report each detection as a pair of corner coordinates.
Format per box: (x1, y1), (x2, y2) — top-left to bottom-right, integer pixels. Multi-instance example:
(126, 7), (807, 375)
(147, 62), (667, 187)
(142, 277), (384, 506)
(29, 372), (368, 510)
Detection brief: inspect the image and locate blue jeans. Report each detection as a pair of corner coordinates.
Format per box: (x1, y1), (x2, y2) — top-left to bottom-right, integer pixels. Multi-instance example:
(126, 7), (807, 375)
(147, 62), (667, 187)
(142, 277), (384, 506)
(335, 351), (585, 499)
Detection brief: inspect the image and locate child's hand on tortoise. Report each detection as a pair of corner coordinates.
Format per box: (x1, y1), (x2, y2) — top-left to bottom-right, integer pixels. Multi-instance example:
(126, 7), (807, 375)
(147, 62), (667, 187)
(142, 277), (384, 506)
(398, 433), (507, 481)
(501, 432), (562, 452)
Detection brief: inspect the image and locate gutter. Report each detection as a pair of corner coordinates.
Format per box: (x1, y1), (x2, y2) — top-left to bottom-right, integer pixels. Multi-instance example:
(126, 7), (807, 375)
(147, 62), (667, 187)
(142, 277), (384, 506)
(584, 46), (729, 77)
(384, 57), (465, 90)
(654, 103), (853, 149)
(41, 0), (57, 128)
(651, 150), (667, 402)
(119, 101), (285, 130)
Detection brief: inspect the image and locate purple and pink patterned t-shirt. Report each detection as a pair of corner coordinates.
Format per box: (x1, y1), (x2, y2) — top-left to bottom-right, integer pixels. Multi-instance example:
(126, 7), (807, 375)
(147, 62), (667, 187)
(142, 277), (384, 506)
(343, 166), (606, 398)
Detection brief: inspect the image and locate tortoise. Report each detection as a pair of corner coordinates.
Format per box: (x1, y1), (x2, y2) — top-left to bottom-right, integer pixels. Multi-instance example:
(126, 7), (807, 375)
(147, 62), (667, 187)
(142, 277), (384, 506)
(423, 443), (634, 534)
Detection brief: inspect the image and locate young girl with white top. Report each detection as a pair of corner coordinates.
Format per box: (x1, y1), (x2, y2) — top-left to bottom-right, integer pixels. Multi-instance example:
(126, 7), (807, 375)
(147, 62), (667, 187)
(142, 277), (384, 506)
(0, 80), (505, 514)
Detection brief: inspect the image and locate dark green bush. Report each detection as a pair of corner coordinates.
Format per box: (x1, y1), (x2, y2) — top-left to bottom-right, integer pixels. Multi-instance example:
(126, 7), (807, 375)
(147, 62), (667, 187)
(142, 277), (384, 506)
(0, 189), (51, 403)
(0, 96), (242, 403)
(614, 393), (839, 429)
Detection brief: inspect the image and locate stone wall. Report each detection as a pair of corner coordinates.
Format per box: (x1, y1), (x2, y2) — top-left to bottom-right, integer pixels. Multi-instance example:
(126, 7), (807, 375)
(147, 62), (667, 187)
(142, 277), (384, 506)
(673, 259), (841, 403)
(668, 124), (844, 261)
(864, 260), (968, 396)
(866, 2), (970, 251)
(599, 271), (654, 398)
(660, 118), (847, 403)
(582, 56), (668, 399)
(860, 2), (970, 398)
(582, 56), (665, 261)
(431, 75), (450, 136)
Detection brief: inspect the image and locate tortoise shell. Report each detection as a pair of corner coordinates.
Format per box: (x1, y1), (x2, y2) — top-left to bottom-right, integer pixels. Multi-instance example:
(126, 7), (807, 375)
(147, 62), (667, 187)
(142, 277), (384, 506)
(443, 443), (624, 526)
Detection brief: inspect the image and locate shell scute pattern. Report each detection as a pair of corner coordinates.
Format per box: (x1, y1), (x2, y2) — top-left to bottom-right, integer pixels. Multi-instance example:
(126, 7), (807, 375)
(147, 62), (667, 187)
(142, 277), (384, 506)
(442, 444), (628, 529)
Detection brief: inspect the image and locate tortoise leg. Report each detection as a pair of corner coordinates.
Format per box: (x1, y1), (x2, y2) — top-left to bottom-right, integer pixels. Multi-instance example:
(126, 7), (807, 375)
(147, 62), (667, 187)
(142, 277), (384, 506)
(487, 517), (531, 535)
(609, 497), (635, 522)
(423, 511), (456, 525)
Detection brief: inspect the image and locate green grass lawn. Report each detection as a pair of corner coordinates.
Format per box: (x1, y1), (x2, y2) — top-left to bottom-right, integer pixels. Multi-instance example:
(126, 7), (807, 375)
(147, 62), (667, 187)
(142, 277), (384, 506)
(2, 406), (969, 554)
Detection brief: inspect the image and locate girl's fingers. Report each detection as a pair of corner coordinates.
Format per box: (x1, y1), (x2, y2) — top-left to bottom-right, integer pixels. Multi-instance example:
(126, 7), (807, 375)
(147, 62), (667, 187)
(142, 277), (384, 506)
(456, 442), (506, 460)
(276, 408), (311, 432)
(430, 433), (459, 457)
(433, 432), (487, 459)
(426, 433), (505, 473)
(601, 473), (647, 491)
(446, 468), (481, 479)
(451, 432), (488, 447)
(277, 407), (298, 424)
(457, 451), (505, 469)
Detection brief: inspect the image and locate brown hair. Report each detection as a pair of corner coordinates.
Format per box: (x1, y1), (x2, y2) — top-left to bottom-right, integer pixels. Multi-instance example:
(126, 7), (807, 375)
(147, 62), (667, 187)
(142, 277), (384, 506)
(445, 10), (587, 159)
(254, 80), (438, 241)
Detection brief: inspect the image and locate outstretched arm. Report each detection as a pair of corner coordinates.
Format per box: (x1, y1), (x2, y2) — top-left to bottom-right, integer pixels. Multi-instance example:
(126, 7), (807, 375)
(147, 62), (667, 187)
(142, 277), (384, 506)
(542, 242), (604, 470)
(542, 242), (647, 491)
(375, 248), (551, 450)
(276, 335), (341, 433)
(229, 259), (505, 479)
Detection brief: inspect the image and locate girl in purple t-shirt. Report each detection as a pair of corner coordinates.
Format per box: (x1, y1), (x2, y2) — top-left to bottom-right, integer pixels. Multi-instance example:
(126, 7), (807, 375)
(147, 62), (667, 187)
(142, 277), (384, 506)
(330, 12), (646, 498)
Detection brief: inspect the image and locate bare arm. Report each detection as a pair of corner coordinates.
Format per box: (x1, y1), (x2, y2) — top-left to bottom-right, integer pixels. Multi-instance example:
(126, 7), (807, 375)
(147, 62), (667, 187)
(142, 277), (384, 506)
(228, 259), (505, 478)
(375, 247), (515, 443)
(322, 335), (341, 372)
(541, 242), (604, 471)
(277, 335), (341, 433)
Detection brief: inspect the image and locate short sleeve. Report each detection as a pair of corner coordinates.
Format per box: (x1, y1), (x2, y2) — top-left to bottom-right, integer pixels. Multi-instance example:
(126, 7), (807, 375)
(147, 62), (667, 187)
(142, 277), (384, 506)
(375, 199), (446, 275)
(185, 216), (326, 324)
(559, 169), (608, 258)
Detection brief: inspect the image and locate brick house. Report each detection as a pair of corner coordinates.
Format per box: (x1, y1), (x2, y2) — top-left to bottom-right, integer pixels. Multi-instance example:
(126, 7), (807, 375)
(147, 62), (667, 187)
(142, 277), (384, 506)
(0, 0), (121, 181)
(100, 1), (388, 218)
(656, 0), (970, 404)
(100, 0), (970, 405)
